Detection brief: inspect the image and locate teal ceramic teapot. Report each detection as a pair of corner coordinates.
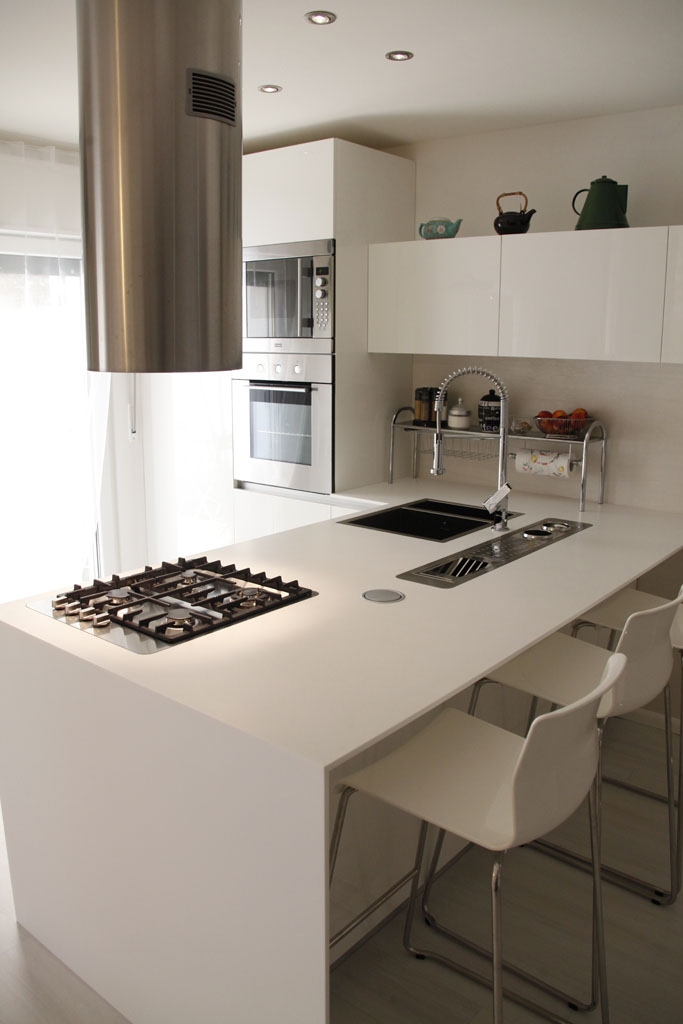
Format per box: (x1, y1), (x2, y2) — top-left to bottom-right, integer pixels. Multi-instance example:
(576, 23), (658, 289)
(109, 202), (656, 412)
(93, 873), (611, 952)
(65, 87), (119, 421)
(419, 217), (462, 239)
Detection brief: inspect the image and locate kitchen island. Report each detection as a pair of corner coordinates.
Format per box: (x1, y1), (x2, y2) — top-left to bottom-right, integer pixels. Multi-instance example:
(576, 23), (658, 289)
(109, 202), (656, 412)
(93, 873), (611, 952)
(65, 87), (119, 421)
(0, 480), (682, 1024)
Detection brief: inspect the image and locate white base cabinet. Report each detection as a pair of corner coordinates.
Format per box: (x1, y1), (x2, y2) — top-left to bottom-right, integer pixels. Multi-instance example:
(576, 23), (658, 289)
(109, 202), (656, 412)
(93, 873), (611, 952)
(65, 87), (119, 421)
(232, 489), (361, 544)
(368, 236), (500, 355)
(499, 227), (668, 361)
(232, 489), (338, 543)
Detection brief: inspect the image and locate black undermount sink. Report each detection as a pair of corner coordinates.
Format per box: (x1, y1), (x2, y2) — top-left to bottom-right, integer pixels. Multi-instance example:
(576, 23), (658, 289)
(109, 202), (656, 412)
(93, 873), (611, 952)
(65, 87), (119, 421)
(397, 518), (592, 588)
(341, 499), (521, 543)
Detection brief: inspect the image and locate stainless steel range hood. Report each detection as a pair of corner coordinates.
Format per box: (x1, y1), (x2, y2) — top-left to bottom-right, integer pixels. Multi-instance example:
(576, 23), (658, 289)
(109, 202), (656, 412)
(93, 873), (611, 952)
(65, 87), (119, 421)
(76, 0), (242, 373)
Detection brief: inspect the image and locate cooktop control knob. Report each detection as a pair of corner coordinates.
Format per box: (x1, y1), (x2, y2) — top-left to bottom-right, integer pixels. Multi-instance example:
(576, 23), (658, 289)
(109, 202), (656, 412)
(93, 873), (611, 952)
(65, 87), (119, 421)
(315, 288), (327, 299)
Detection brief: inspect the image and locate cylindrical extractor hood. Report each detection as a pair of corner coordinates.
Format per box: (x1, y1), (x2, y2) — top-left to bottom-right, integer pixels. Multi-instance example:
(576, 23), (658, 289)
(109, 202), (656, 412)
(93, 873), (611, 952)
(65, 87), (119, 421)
(76, 0), (243, 373)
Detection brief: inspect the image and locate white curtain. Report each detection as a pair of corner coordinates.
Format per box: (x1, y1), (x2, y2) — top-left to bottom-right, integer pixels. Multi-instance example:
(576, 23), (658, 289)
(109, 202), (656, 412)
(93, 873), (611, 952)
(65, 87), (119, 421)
(0, 140), (110, 602)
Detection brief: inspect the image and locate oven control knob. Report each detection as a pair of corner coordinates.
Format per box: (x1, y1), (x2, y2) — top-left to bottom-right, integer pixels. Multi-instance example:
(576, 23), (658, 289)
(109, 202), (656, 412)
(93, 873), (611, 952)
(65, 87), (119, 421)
(275, 362), (282, 373)
(294, 363), (302, 374)
(256, 362), (265, 374)
(315, 288), (327, 299)
(315, 276), (327, 287)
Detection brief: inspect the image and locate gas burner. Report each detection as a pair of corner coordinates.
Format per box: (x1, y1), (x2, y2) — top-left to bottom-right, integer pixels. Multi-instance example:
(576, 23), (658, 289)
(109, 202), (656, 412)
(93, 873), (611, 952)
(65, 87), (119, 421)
(36, 556), (317, 653)
(156, 607), (199, 638)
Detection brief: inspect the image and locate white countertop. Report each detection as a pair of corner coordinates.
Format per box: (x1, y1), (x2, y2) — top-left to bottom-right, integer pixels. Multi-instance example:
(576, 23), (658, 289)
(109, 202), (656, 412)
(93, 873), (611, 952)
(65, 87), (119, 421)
(2, 480), (682, 771)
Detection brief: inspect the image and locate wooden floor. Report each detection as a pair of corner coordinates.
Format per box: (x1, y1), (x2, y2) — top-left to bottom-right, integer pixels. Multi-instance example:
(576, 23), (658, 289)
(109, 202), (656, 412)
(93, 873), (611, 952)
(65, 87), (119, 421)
(0, 717), (681, 1023)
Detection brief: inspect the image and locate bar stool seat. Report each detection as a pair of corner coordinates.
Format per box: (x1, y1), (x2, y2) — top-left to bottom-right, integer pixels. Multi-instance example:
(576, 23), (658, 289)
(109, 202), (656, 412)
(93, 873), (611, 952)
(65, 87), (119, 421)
(329, 653), (626, 1024)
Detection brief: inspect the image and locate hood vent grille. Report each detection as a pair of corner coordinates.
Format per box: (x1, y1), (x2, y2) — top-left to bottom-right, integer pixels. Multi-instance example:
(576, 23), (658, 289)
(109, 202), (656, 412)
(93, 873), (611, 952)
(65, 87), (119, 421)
(187, 69), (237, 126)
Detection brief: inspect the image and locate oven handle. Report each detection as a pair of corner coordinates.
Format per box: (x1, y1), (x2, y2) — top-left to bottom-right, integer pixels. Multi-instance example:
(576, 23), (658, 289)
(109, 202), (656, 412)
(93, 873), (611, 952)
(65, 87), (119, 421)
(246, 384), (311, 393)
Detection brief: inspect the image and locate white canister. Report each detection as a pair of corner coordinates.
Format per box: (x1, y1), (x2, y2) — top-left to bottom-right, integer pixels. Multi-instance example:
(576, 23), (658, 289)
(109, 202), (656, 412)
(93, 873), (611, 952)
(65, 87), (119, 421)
(447, 397), (471, 429)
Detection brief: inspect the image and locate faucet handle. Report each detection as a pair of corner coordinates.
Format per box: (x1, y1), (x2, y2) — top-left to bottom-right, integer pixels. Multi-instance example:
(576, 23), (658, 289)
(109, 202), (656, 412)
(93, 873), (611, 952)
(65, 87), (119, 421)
(484, 482), (511, 515)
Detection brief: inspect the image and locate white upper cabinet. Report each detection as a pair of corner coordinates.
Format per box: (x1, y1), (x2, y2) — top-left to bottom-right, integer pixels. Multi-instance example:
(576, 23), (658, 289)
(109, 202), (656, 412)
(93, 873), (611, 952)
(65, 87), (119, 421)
(661, 226), (683, 364)
(243, 139), (416, 248)
(243, 141), (335, 246)
(367, 236), (501, 355)
(499, 227), (668, 361)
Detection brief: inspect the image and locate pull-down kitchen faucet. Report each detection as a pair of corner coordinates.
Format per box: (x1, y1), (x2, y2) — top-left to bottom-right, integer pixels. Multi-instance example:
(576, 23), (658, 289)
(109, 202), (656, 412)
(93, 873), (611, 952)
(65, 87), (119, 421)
(431, 366), (511, 530)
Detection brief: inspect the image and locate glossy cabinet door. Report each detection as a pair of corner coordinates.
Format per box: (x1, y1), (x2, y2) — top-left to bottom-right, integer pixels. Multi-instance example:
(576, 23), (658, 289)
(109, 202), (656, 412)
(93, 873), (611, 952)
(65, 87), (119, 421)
(243, 141), (335, 247)
(499, 227), (668, 361)
(367, 236), (501, 355)
(661, 226), (683, 364)
(232, 489), (333, 543)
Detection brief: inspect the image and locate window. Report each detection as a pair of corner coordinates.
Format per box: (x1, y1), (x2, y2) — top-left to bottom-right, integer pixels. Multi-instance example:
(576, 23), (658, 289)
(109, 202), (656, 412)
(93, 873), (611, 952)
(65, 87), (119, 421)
(0, 247), (103, 602)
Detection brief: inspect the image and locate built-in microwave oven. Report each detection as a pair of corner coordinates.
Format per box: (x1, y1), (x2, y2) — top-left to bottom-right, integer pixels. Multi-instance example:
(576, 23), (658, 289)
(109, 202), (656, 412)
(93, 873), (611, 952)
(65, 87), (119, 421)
(242, 238), (334, 354)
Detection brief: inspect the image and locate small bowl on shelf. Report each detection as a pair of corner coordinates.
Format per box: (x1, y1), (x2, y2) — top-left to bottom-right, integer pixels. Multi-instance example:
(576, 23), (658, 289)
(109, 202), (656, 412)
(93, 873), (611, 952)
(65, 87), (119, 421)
(510, 416), (533, 435)
(533, 415), (594, 439)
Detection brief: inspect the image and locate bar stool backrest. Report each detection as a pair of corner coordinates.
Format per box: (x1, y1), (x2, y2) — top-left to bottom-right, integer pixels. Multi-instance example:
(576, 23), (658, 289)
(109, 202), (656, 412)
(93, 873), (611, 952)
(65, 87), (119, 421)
(508, 652), (626, 849)
(606, 585), (683, 718)
(670, 600), (683, 650)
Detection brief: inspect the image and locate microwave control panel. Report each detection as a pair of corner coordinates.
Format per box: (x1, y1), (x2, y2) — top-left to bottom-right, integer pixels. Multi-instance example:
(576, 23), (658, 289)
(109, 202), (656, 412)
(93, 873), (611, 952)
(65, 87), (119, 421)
(313, 258), (333, 338)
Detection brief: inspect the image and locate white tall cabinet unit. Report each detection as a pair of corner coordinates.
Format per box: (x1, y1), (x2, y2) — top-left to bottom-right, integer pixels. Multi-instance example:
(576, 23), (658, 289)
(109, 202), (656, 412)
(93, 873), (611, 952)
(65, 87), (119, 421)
(242, 139), (416, 493)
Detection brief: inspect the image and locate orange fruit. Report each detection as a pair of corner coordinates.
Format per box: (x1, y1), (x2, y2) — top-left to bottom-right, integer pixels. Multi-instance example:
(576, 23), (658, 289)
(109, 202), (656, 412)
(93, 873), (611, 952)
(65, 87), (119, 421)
(570, 407), (588, 420)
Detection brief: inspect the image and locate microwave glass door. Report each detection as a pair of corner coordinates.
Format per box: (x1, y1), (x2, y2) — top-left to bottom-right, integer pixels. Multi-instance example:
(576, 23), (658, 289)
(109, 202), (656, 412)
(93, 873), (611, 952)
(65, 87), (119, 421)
(250, 384), (312, 466)
(244, 258), (313, 339)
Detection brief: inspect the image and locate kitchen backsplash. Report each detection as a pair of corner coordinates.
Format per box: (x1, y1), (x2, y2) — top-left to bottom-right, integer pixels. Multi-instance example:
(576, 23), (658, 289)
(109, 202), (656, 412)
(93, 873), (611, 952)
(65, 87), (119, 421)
(410, 354), (683, 515)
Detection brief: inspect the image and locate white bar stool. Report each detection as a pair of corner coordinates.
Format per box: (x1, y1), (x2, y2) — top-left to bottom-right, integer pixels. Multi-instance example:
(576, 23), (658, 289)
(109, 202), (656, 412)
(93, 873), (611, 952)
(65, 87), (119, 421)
(570, 585), (683, 904)
(329, 652), (626, 1024)
(481, 588), (683, 905)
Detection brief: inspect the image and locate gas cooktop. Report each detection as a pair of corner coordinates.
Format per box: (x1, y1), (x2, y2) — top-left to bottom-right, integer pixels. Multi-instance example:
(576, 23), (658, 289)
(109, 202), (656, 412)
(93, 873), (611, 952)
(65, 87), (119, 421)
(31, 556), (317, 655)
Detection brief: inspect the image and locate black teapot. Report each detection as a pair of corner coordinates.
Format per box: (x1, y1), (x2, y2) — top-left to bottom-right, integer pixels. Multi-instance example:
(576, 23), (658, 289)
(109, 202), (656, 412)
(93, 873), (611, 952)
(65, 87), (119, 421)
(494, 191), (536, 235)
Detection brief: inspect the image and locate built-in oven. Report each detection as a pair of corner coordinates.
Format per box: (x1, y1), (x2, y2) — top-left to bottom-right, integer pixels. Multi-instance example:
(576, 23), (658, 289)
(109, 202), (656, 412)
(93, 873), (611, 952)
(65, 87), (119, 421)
(232, 353), (333, 494)
(242, 238), (334, 354)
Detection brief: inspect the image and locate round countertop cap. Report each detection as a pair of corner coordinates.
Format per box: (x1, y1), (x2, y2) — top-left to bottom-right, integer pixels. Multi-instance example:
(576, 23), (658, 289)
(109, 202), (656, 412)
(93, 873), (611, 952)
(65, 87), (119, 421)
(362, 589), (406, 603)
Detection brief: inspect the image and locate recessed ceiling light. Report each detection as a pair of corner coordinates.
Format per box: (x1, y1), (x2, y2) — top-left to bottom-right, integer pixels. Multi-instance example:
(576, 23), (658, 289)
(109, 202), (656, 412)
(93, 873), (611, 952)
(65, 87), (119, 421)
(305, 10), (337, 25)
(385, 50), (414, 61)
(258, 84), (282, 94)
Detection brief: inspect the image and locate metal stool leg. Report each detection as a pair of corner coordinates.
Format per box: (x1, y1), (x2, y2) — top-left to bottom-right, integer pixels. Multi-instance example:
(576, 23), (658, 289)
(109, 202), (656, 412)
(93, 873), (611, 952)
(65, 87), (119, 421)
(491, 853), (504, 1024)
(329, 786), (424, 949)
(536, 682), (679, 904)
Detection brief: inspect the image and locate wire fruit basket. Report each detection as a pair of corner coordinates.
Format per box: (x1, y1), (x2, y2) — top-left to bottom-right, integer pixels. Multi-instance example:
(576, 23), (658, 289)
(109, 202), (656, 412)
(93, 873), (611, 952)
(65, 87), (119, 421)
(534, 415), (594, 439)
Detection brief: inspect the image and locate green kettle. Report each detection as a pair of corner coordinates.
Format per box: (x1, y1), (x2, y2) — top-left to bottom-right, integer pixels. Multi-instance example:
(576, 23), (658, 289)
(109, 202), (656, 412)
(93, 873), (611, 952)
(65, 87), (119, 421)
(572, 175), (629, 230)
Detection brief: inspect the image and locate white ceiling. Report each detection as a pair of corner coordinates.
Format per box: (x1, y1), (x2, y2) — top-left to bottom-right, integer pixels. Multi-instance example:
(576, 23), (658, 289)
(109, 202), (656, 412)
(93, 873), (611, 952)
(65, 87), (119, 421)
(1, 0), (683, 153)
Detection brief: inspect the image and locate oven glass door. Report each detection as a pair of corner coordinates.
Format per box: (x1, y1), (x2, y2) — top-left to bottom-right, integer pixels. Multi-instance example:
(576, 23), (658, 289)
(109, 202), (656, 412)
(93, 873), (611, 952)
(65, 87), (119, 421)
(233, 379), (333, 493)
(243, 257), (313, 339)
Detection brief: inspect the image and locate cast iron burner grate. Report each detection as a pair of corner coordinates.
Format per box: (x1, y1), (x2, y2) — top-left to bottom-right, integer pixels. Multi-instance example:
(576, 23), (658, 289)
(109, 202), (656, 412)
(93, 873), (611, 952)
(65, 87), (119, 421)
(44, 556), (317, 647)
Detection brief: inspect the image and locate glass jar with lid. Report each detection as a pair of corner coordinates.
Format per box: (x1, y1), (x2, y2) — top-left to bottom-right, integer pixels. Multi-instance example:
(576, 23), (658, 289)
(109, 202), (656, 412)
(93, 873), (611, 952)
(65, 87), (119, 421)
(478, 389), (501, 432)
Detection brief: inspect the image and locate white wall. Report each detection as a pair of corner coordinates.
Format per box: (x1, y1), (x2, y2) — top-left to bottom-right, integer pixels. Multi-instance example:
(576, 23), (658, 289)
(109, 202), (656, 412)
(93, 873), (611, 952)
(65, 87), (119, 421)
(390, 105), (683, 238)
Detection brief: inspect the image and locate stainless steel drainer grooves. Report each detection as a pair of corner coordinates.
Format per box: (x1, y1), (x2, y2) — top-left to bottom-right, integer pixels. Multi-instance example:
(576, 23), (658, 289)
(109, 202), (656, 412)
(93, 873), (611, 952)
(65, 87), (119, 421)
(397, 518), (591, 588)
